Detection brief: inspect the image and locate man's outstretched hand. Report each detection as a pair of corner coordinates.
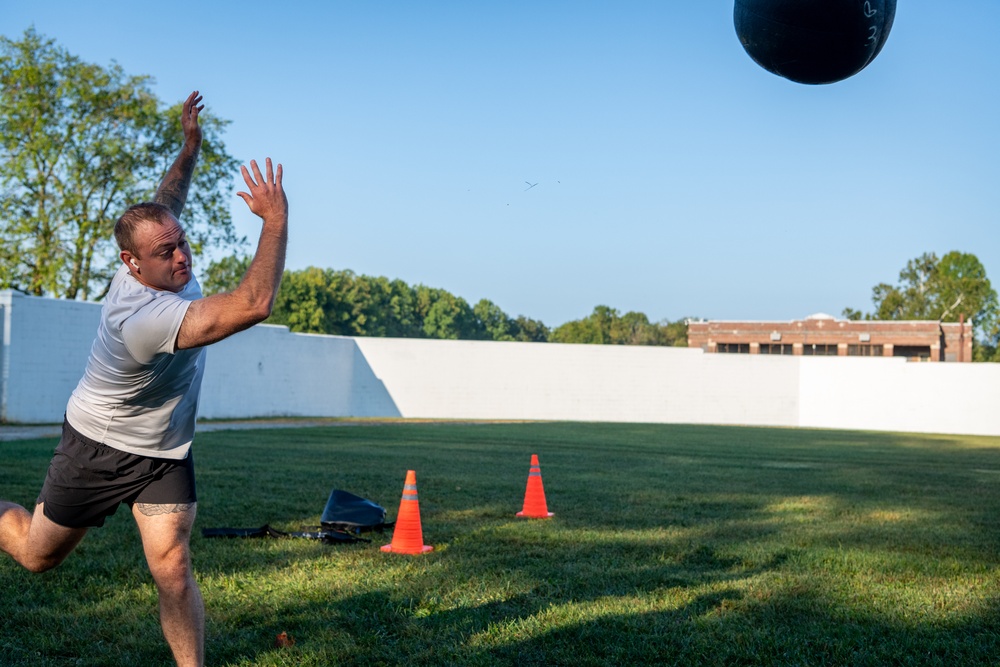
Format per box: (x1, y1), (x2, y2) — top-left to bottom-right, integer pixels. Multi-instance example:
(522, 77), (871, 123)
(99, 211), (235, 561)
(237, 158), (287, 224)
(181, 90), (204, 148)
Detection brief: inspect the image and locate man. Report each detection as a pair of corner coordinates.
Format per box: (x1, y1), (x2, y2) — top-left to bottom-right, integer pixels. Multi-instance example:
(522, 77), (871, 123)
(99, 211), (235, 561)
(0, 90), (288, 667)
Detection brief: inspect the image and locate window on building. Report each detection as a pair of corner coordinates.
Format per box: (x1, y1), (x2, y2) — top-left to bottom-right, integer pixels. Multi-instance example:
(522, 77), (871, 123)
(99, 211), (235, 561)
(893, 345), (931, 361)
(759, 343), (793, 355)
(802, 343), (839, 356)
(847, 344), (884, 357)
(717, 343), (750, 354)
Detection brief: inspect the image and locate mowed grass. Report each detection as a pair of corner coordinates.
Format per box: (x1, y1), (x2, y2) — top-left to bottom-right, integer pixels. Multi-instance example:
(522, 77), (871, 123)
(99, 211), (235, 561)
(2, 421), (1000, 666)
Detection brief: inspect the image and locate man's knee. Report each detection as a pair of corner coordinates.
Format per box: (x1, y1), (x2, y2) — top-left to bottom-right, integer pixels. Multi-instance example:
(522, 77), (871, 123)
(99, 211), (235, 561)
(22, 551), (67, 574)
(148, 547), (196, 596)
(2, 503), (85, 573)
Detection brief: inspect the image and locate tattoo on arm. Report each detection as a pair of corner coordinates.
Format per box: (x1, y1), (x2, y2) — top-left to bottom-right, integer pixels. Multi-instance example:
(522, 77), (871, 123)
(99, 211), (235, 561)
(155, 150), (199, 218)
(155, 177), (188, 217)
(136, 503), (194, 516)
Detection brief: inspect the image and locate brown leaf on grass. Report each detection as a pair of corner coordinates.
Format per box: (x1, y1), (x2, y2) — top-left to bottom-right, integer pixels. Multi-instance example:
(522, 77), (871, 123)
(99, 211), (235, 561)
(275, 631), (295, 648)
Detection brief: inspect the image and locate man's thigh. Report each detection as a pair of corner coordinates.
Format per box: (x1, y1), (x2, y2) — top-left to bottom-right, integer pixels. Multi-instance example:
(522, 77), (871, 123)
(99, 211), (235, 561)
(132, 501), (197, 569)
(20, 503), (88, 570)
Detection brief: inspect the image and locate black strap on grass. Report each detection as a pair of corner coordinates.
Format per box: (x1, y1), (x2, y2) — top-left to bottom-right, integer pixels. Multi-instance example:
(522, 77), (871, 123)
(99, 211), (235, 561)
(201, 524), (369, 544)
(202, 489), (392, 545)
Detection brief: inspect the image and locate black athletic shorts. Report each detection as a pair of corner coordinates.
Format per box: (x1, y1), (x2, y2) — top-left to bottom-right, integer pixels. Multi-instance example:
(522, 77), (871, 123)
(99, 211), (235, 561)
(36, 419), (197, 529)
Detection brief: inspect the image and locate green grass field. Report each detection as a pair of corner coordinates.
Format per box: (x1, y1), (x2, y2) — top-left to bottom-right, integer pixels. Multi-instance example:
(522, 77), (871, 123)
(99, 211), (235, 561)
(2, 421), (1000, 666)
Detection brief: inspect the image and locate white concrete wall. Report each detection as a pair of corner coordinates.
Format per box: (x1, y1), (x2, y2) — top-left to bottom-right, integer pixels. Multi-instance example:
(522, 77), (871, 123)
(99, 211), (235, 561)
(2, 290), (998, 436)
(348, 337), (801, 426)
(200, 325), (399, 419)
(798, 356), (1000, 437)
(1, 291), (101, 423)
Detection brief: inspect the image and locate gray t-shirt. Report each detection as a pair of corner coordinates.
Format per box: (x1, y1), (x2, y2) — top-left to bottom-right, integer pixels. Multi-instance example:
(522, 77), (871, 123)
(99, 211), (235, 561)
(66, 264), (205, 460)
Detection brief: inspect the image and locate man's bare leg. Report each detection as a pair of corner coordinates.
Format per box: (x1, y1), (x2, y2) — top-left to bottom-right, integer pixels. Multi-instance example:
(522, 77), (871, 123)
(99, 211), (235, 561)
(0, 501), (87, 572)
(133, 502), (204, 667)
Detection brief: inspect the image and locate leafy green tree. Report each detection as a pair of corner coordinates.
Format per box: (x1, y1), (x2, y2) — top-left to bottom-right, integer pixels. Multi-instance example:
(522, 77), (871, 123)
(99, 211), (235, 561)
(200, 253), (250, 296)
(847, 251), (998, 350)
(269, 267), (337, 334)
(381, 278), (422, 338)
(659, 317), (690, 347)
(871, 252), (940, 321)
(0, 28), (240, 299)
(612, 311), (665, 345)
(974, 341), (999, 363)
(474, 299), (517, 341)
(551, 309), (606, 344)
(348, 274), (421, 338)
(552, 306), (687, 346)
(421, 289), (481, 340)
(934, 251), (998, 332)
(841, 307), (864, 321)
(511, 315), (550, 342)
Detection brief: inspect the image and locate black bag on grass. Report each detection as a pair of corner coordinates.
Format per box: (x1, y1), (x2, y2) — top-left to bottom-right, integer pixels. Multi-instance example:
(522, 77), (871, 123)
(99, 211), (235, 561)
(321, 489), (393, 535)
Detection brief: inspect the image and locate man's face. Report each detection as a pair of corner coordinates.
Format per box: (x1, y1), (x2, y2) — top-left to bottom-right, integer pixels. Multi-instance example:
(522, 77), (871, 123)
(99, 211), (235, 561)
(125, 215), (193, 293)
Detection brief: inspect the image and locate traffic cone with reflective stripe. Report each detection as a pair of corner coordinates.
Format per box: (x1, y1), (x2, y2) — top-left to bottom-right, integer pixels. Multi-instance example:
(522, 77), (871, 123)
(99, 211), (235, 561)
(516, 454), (554, 518)
(381, 470), (433, 554)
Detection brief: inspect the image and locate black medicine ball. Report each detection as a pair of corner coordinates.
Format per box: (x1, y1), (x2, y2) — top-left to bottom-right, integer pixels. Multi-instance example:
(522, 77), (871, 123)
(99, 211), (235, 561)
(734, 0), (896, 84)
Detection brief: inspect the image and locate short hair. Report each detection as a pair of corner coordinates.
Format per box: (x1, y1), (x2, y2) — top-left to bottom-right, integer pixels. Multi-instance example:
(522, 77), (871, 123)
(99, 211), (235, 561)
(114, 202), (176, 256)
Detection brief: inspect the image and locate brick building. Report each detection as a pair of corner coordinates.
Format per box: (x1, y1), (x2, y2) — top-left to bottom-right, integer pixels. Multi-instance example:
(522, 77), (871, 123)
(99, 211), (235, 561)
(687, 313), (973, 362)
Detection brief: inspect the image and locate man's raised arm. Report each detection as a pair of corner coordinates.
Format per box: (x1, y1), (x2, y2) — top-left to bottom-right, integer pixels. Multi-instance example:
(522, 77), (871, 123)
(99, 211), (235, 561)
(154, 91), (204, 218)
(176, 158), (288, 350)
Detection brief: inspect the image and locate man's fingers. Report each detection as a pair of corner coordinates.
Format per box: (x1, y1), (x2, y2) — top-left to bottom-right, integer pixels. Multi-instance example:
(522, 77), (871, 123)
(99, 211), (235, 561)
(241, 164), (257, 189)
(241, 158), (282, 196)
(236, 191), (251, 205)
(249, 160), (264, 185)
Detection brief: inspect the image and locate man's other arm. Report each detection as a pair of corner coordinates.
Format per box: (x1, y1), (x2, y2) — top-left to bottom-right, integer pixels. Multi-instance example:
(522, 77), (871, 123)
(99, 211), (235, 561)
(154, 91), (204, 218)
(177, 158), (288, 349)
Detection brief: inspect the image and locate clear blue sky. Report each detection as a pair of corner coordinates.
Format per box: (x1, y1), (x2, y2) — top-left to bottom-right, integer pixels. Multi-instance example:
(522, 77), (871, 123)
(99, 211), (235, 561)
(4, 1), (998, 327)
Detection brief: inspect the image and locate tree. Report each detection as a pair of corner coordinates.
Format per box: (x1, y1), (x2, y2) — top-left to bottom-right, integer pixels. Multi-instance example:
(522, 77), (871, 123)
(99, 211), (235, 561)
(871, 252), (940, 321)
(551, 307), (609, 344)
(659, 317), (690, 347)
(348, 274), (421, 338)
(511, 315), (550, 342)
(470, 299), (552, 342)
(0, 28), (240, 299)
(474, 299), (515, 341)
(846, 251), (999, 356)
(551, 306), (689, 346)
(200, 253), (250, 296)
(268, 267), (336, 334)
(420, 287), (481, 340)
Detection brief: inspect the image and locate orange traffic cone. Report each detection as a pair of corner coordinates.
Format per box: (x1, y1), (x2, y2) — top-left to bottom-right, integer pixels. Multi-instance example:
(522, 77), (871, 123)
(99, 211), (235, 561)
(516, 454), (554, 518)
(381, 470), (434, 554)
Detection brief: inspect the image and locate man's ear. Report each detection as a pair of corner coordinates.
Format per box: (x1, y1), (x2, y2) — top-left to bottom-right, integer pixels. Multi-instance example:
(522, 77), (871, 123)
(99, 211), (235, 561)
(121, 251), (139, 272)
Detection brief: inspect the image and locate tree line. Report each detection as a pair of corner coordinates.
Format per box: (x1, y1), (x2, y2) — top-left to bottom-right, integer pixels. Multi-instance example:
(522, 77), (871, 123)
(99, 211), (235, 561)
(200, 256), (690, 346)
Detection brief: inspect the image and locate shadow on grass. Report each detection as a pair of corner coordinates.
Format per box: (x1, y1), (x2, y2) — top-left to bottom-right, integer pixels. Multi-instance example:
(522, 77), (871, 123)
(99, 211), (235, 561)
(192, 539), (781, 665)
(445, 589), (1000, 666)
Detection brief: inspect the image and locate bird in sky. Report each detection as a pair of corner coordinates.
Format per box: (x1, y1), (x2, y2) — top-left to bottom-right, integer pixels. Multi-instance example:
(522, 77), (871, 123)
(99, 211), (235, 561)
(524, 181), (538, 191)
